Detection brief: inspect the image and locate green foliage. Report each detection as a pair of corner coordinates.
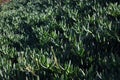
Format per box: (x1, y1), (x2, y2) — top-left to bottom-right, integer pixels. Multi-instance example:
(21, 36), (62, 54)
(0, 0), (120, 80)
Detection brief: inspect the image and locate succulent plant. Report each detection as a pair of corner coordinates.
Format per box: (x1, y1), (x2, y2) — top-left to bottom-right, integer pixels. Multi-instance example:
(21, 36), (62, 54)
(0, 0), (120, 80)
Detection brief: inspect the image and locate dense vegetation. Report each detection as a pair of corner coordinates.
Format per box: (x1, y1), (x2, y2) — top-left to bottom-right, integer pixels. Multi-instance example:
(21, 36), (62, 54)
(0, 0), (120, 80)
